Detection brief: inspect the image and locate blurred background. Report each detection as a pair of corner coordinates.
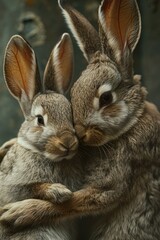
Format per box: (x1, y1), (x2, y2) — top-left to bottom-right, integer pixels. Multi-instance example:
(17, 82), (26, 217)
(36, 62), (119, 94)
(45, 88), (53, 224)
(0, 0), (160, 145)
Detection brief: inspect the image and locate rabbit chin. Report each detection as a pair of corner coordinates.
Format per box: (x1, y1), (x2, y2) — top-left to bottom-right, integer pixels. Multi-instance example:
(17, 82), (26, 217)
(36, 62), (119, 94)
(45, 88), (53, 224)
(44, 152), (76, 162)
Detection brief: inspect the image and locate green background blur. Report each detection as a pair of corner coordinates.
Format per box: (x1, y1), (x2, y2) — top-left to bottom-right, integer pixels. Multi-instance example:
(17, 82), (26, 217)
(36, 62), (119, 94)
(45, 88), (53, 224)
(0, 0), (160, 145)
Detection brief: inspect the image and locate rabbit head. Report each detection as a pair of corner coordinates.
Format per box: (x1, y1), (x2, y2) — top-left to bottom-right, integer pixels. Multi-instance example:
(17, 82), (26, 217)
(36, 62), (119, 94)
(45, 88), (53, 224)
(4, 33), (78, 161)
(59, 0), (147, 146)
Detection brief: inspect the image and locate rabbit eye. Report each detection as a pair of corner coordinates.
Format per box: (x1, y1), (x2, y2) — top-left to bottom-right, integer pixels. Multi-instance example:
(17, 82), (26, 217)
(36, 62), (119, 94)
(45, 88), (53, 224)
(99, 91), (113, 108)
(36, 115), (44, 126)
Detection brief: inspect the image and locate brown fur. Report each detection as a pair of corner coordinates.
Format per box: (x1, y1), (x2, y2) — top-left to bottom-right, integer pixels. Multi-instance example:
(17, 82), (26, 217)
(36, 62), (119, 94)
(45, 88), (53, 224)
(0, 34), (84, 240)
(0, 1), (160, 240)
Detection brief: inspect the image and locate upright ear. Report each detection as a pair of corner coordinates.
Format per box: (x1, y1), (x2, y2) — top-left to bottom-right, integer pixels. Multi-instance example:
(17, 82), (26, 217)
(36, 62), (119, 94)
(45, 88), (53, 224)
(58, 0), (101, 62)
(4, 35), (41, 117)
(98, 0), (141, 63)
(43, 33), (73, 94)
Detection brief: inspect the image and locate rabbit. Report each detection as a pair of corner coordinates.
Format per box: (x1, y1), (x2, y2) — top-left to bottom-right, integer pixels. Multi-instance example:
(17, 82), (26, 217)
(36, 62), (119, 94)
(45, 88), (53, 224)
(0, 33), (85, 240)
(1, 0), (160, 240)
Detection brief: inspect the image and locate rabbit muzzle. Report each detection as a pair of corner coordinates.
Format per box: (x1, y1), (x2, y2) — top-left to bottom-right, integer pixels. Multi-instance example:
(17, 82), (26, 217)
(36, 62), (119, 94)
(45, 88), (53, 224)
(75, 124), (106, 146)
(45, 131), (78, 161)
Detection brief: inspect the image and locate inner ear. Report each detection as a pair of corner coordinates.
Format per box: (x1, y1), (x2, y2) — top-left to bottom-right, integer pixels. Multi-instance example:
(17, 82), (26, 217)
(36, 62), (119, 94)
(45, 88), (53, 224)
(98, 0), (141, 64)
(4, 35), (41, 116)
(43, 33), (74, 94)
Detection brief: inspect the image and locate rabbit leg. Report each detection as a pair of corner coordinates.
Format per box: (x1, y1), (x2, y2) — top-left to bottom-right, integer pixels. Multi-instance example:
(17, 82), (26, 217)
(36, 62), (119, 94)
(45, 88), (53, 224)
(0, 183), (128, 229)
(28, 182), (73, 203)
(0, 162), (131, 228)
(9, 182), (73, 204)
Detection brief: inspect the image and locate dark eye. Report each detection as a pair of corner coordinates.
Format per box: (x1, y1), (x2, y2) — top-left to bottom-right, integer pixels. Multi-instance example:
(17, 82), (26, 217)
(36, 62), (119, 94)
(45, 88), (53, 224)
(36, 115), (44, 126)
(99, 91), (113, 108)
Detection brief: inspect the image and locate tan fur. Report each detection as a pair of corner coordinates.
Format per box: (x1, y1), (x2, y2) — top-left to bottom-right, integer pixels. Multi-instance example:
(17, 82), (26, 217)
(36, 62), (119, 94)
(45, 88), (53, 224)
(0, 34), (83, 240)
(1, 1), (160, 240)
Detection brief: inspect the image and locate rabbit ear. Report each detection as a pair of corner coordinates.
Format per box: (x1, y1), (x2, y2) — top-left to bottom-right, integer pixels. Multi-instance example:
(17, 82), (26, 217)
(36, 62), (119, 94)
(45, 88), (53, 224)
(4, 35), (41, 116)
(98, 0), (141, 63)
(58, 0), (101, 62)
(43, 33), (74, 94)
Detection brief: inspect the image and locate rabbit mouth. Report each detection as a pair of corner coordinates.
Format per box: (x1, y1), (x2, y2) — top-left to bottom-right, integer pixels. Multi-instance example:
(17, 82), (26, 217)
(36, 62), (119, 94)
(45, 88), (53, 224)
(45, 134), (78, 161)
(75, 124), (106, 146)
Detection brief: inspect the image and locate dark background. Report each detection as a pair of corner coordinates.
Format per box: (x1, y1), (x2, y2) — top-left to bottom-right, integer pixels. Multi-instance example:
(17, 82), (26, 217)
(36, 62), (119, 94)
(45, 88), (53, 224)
(0, 0), (160, 145)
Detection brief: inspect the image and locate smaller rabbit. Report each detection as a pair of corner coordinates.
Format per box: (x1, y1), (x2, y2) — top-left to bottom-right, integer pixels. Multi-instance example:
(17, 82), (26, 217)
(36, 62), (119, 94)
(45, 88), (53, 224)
(0, 33), (83, 240)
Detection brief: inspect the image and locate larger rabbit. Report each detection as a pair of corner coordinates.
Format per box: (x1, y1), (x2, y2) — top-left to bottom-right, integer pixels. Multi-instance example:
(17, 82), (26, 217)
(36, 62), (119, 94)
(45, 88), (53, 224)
(0, 33), (85, 240)
(1, 0), (160, 240)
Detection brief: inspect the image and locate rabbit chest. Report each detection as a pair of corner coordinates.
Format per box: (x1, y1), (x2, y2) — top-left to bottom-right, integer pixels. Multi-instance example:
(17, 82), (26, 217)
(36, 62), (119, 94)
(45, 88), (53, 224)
(80, 126), (160, 240)
(82, 143), (119, 188)
(0, 143), (83, 207)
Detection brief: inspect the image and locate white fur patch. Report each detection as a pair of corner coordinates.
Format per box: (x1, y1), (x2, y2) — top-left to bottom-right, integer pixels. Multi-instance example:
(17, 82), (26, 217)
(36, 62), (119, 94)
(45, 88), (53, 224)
(116, 101), (128, 122)
(45, 127), (57, 137)
(43, 114), (48, 126)
(112, 92), (117, 103)
(33, 105), (44, 116)
(98, 84), (112, 96)
(18, 137), (40, 153)
(93, 97), (99, 110)
(18, 137), (62, 162)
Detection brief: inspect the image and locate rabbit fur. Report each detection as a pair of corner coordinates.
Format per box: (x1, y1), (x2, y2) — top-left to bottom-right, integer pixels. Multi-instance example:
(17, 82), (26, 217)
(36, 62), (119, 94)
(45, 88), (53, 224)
(1, 0), (160, 240)
(0, 34), (84, 240)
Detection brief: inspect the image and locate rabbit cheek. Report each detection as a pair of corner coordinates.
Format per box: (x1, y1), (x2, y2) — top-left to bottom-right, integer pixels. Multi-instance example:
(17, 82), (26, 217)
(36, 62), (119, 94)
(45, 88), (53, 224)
(25, 126), (43, 144)
(102, 103), (126, 119)
(45, 137), (65, 160)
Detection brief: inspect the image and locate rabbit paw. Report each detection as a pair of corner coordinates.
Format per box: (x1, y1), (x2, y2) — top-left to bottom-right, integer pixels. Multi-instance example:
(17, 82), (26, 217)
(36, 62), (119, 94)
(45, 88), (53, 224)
(0, 199), (54, 229)
(41, 183), (73, 203)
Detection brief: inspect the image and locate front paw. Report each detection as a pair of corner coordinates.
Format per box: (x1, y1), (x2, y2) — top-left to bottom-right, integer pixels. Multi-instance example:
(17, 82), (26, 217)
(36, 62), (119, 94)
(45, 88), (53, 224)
(43, 183), (73, 203)
(0, 199), (54, 229)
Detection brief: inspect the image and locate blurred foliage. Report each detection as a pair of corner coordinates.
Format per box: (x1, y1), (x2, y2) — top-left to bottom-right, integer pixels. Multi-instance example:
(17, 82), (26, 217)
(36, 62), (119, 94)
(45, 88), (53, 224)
(0, 0), (160, 144)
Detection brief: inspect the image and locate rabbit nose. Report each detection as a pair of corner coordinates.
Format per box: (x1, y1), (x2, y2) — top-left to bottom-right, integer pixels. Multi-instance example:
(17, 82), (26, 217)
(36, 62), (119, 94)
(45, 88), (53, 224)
(46, 132), (78, 158)
(59, 132), (79, 153)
